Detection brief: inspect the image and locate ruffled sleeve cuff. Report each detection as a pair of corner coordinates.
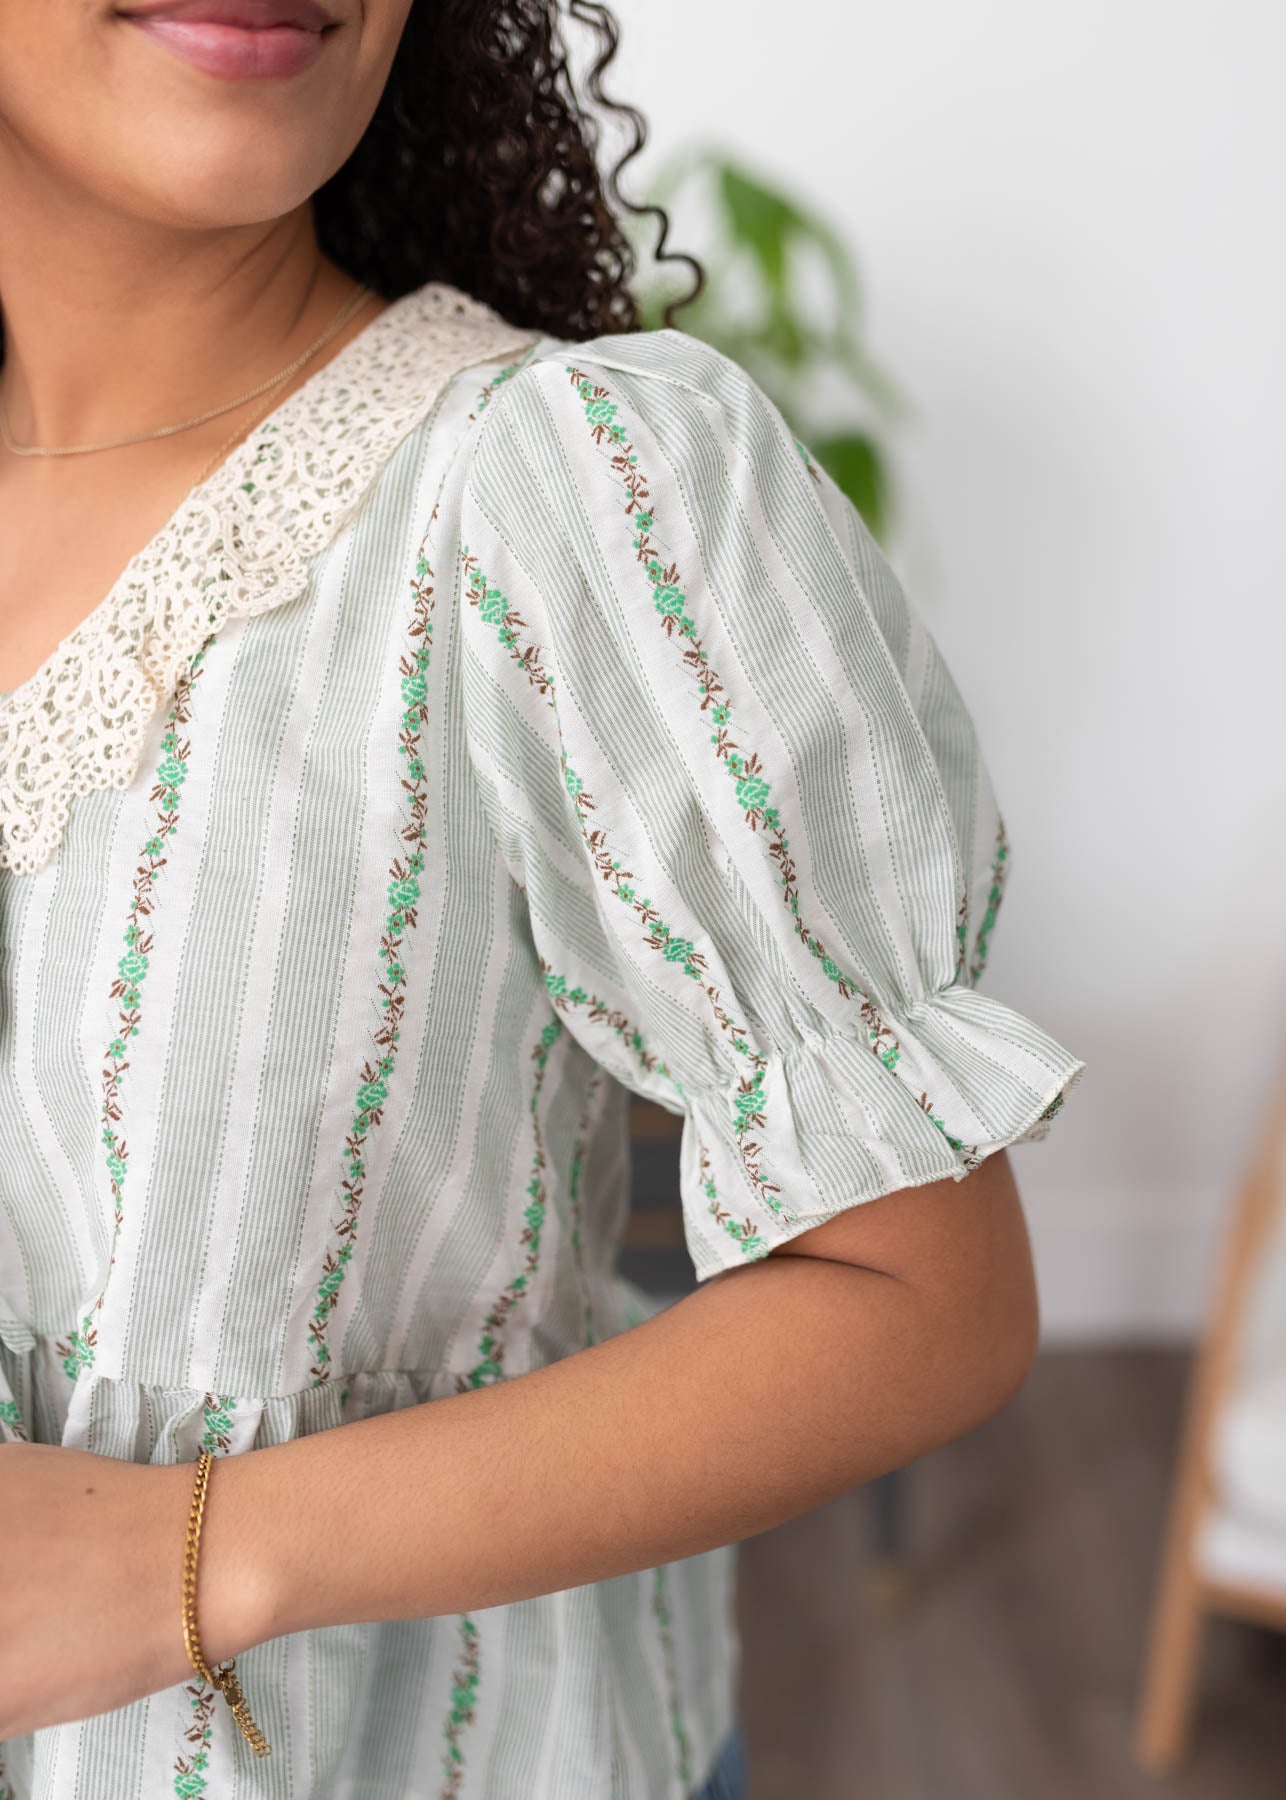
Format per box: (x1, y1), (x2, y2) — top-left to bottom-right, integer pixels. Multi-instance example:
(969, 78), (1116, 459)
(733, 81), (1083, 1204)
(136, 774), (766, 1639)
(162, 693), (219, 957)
(679, 983), (1084, 1279)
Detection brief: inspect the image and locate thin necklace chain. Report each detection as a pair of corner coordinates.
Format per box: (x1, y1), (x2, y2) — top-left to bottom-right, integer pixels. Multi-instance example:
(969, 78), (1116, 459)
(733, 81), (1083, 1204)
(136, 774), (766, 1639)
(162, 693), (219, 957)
(0, 282), (374, 460)
(190, 285), (379, 488)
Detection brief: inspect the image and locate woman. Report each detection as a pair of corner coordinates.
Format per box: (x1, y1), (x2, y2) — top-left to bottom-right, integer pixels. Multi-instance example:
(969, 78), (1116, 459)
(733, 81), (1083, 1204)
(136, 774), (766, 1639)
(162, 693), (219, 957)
(0, 3), (1082, 1797)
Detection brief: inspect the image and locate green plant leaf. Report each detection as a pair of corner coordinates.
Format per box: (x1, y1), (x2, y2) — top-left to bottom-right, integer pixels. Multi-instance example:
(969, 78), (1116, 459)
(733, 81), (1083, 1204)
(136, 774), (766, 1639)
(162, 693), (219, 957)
(632, 146), (898, 540)
(718, 163), (799, 297)
(809, 431), (888, 540)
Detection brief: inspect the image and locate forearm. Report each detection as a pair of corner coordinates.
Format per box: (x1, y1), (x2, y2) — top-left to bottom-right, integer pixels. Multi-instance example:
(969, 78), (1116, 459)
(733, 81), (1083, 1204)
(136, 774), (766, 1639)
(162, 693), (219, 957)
(0, 1161), (1037, 1741)
(205, 1217), (1031, 1657)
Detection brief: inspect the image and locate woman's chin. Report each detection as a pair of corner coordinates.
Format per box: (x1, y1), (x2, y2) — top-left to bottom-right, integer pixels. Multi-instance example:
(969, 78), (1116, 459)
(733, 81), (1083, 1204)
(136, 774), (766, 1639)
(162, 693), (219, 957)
(89, 109), (352, 232)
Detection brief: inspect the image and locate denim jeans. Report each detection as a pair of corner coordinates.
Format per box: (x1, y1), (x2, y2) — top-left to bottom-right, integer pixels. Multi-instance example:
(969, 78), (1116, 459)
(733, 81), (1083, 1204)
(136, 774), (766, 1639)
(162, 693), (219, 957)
(690, 1724), (748, 1800)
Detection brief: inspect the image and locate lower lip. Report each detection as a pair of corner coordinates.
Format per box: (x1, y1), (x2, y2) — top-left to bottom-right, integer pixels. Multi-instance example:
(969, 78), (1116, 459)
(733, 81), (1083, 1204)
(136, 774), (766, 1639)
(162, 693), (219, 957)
(123, 17), (328, 80)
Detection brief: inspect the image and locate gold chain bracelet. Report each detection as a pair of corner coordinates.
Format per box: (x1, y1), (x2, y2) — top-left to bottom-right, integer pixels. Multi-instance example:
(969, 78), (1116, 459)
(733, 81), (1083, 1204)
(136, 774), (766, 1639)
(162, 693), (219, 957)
(181, 1448), (272, 1758)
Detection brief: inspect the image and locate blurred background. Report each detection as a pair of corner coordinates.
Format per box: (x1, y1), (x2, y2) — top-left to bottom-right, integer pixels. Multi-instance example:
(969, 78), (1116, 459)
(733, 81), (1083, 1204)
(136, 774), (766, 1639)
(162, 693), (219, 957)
(601, 2), (1286, 1794)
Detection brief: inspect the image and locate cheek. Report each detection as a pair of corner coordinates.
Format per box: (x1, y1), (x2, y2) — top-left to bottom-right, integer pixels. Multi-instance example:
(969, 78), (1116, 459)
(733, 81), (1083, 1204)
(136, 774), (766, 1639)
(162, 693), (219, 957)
(0, 2), (410, 231)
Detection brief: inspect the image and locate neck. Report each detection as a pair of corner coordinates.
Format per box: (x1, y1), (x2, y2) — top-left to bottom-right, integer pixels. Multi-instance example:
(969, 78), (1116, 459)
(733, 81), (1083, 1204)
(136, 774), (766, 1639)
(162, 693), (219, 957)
(0, 139), (344, 447)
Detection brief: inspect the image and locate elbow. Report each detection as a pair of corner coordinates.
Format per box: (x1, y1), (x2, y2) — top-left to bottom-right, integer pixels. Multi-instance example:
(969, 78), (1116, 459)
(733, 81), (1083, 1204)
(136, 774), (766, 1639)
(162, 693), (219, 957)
(951, 1270), (1041, 1435)
(980, 1291), (1040, 1422)
(933, 1156), (1042, 1436)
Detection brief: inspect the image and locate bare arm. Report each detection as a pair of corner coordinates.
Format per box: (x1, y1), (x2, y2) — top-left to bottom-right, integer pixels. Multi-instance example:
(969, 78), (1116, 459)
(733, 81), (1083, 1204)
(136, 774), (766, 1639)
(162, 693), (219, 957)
(1, 1150), (1037, 1735)
(235, 1148), (1036, 1633)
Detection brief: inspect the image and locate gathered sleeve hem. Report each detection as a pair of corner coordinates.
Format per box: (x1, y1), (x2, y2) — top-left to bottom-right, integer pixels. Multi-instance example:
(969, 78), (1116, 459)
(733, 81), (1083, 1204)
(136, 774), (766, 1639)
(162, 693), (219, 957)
(679, 980), (1084, 1279)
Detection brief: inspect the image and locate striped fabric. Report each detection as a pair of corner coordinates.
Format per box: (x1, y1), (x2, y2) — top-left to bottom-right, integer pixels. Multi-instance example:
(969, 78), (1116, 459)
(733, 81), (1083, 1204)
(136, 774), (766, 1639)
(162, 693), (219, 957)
(0, 284), (1082, 1800)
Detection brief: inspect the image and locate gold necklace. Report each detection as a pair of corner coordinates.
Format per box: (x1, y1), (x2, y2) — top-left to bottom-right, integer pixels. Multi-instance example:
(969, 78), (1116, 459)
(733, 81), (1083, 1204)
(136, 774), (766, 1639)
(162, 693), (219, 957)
(190, 285), (379, 487)
(0, 283), (374, 460)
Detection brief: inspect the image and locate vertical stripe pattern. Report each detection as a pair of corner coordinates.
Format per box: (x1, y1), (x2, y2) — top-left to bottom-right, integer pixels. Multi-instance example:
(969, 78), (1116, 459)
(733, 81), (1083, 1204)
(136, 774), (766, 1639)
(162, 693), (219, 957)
(0, 287), (1081, 1799)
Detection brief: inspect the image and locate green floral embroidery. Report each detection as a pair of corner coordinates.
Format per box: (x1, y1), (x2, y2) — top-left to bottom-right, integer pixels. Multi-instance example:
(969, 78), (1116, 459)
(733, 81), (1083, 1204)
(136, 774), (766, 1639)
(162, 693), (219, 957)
(461, 553), (558, 700)
(306, 535), (439, 1384)
(651, 1567), (693, 1789)
(699, 1141), (768, 1260)
(200, 1393), (236, 1454)
(969, 818), (1008, 987)
(0, 1763), (12, 1800)
(471, 351), (538, 423)
(463, 549), (718, 986)
(568, 1070), (604, 1346)
(461, 1016), (563, 1389)
(584, 395), (618, 430)
(0, 1395), (27, 1441)
(302, 359), (548, 1388)
(173, 1680), (217, 1799)
(565, 365), (982, 1172)
(56, 641), (213, 1383)
(439, 1614), (481, 1799)
(544, 964), (768, 1261)
(541, 959), (679, 1090)
(462, 548), (791, 1239)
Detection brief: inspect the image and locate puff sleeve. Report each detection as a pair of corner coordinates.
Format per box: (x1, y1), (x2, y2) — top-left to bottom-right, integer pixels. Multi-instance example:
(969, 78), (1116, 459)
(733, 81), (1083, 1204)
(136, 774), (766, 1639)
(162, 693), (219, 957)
(454, 328), (1083, 1280)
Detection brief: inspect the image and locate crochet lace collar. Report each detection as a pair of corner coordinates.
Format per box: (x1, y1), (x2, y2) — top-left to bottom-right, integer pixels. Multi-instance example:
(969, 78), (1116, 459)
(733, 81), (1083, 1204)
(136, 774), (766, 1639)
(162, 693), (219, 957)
(0, 282), (536, 875)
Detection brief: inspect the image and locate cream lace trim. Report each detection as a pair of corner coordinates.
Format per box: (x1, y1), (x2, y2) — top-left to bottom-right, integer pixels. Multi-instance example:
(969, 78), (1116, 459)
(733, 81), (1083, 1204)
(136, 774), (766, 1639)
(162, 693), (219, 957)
(0, 283), (537, 875)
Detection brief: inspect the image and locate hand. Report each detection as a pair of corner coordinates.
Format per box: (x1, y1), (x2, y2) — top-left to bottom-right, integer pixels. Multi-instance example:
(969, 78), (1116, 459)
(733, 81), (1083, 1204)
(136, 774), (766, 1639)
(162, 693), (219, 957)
(0, 1442), (265, 1739)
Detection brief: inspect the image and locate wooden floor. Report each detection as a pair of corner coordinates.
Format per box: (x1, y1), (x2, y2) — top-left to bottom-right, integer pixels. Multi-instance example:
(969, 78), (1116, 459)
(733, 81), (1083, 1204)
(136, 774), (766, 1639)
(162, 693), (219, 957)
(736, 1350), (1286, 1799)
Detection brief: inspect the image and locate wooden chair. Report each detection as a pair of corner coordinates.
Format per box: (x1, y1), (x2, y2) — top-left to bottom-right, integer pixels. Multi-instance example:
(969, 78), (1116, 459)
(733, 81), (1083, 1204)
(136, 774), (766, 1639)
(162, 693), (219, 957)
(1135, 1056), (1286, 1770)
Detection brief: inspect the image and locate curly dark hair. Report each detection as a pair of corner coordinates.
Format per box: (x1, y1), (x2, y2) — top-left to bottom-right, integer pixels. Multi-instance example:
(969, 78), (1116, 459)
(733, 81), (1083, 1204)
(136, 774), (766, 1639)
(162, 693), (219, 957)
(313, 0), (701, 339)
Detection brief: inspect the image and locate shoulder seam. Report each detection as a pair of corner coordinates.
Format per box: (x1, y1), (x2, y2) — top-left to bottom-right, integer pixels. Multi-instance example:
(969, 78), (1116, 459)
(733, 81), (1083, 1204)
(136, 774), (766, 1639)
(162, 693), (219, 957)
(520, 329), (741, 410)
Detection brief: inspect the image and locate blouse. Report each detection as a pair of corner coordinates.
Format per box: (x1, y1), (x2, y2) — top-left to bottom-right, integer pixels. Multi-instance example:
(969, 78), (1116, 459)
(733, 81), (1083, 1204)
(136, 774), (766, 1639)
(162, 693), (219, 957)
(0, 281), (1083, 1800)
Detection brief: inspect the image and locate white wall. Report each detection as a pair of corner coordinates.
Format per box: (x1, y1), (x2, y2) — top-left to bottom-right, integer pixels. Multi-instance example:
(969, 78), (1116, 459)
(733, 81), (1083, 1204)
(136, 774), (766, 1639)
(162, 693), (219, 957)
(613, 1), (1286, 1339)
